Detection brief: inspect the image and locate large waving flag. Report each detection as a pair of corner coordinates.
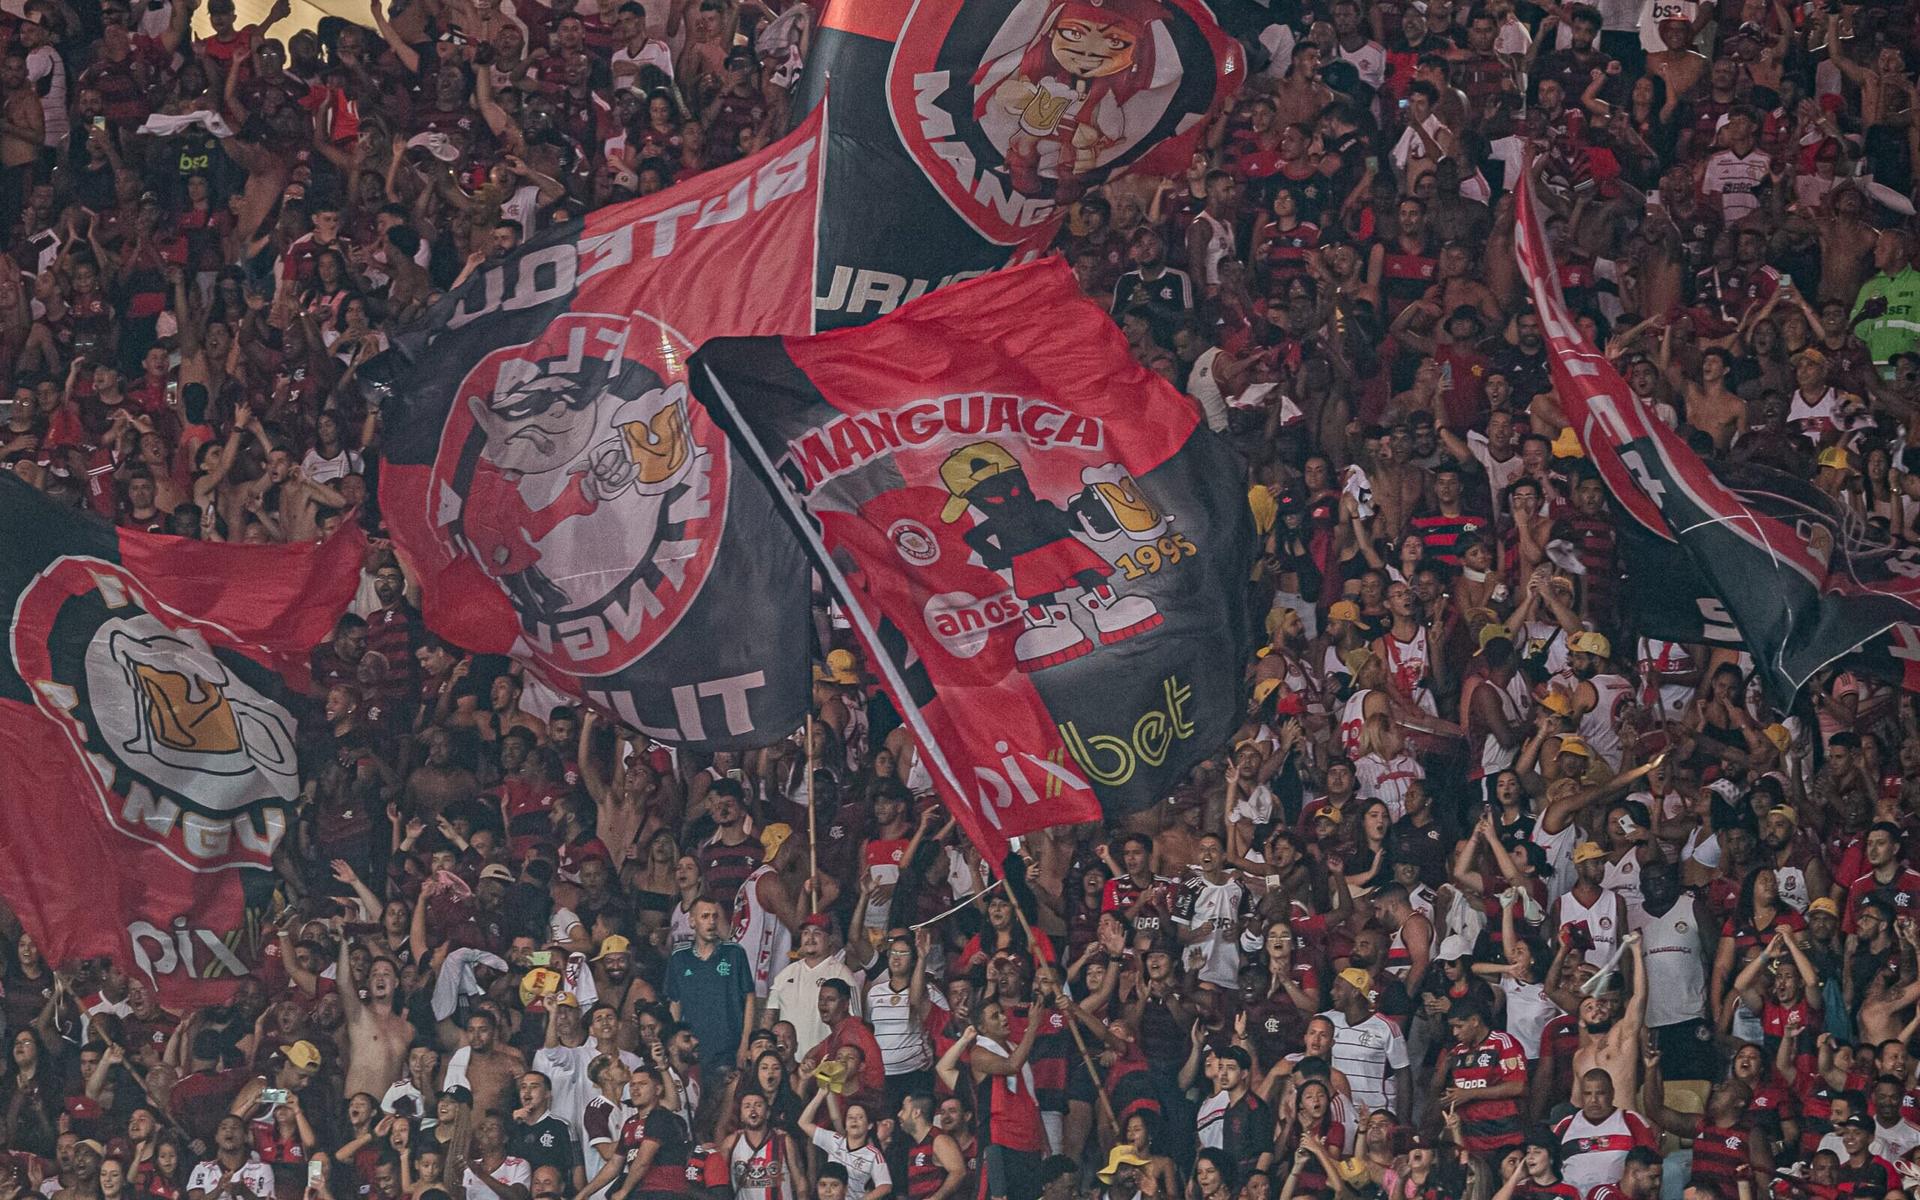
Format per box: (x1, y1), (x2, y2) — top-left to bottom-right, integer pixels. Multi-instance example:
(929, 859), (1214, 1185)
(1514, 178), (1920, 700)
(692, 260), (1253, 857)
(0, 476), (363, 1003)
(364, 112), (826, 748)
(796, 0), (1243, 328)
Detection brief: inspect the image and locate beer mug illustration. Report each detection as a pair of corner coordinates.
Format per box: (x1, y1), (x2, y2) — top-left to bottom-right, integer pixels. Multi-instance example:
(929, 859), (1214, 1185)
(605, 381), (695, 495)
(1076, 463), (1168, 541)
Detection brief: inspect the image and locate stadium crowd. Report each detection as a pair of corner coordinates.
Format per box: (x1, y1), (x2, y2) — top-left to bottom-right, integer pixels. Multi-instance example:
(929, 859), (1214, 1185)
(7, 0), (1920, 1197)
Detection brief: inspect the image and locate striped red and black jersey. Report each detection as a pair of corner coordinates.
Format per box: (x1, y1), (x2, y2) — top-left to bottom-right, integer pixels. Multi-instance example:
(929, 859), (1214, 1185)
(1688, 1124), (1752, 1193)
(1511, 1184), (1579, 1200)
(1835, 1155), (1898, 1196)
(1381, 248), (1439, 318)
(1008, 1004), (1071, 1112)
(1539, 1014), (1578, 1060)
(1259, 220), (1321, 297)
(1107, 1046), (1161, 1128)
(904, 1133), (950, 1200)
(1446, 1030), (1527, 1154)
(1281, 1115), (1343, 1196)
(1408, 510), (1487, 566)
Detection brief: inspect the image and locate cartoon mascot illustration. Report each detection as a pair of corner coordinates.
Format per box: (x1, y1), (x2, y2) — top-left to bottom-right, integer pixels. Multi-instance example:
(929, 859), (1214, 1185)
(456, 346), (695, 629)
(939, 441), (1163, 671)
(975, 0), (1167, 195)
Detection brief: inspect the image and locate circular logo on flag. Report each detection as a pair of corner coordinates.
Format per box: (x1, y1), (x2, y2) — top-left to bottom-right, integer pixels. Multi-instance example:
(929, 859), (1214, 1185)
(885, 0), (1232, 244)
(428, 311), (728, 678)
(12, 558), (298, 872)
(888, 518), (941, 566)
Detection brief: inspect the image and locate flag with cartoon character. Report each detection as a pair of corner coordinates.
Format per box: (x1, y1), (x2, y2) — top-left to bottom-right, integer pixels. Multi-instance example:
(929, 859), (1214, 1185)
(368, 113), (823, 749)
(796, 0), (1241, 328)
(0, 476), (364, 1005)
(693, 260), (1254, 858)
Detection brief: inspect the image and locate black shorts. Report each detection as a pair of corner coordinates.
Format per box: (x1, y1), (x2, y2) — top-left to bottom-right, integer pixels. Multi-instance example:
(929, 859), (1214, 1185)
(1654, 1017), (1719, 1082)
(979, 1144), (1042, 1200)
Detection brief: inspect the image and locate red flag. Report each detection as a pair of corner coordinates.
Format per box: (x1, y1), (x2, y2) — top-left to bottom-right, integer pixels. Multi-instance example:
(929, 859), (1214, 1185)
(694, 260), (1254, 859)
(0, 478), (363, 1003)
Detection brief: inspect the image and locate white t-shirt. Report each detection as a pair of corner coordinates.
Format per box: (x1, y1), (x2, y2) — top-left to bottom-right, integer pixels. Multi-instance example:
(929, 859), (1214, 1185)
(185, 1159), (275, 1200)
(301, 446), (364, 484)
(1319, 1009), (1410, 1112)
(463, 1157), (531, 1200)
(1701, 149), (1771, 223)
(808, 1128), (891, 1200)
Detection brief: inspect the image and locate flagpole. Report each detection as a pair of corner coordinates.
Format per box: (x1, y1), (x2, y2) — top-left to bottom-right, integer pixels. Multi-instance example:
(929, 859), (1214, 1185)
(1003, 845), (1119, 1140)
(806, 712), (819, 915)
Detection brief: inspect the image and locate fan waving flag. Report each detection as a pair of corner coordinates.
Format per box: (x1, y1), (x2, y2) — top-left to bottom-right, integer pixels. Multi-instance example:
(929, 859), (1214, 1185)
(1514, 177), (1920, 701)
(364, 111), (825, 749)
(692, 259), (1253, 858)
(0, 476), (363, 1004)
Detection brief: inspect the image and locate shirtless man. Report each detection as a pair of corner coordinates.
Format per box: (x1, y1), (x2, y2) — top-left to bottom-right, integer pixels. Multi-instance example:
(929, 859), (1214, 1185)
(454, 1010), (528, 1118)
(1570, 935), (1646, 1107)
(1682, 348), (1746, 453)
(1645, 20), (1705, 112)
(406, 728), (478, 819)
(1271, 43), (1333, 128)
(339, 932), (414, 1098)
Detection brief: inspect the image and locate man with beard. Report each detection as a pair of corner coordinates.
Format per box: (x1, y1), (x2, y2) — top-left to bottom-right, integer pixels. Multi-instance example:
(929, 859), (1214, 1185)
(1320, 967), (1410, 1119)
(1570, 935), (1646, 1106)
(1564, 633), (1631, 773)
(1491, 310), (1551, 407)
(769, 915), (862, 1060)
(696, 780), (762, 910)
(1758, 803), (1829, 915)
(1842, 823), (1920, 935)
(720, 1090), (807, 1200)
(536, 1001), (640, 1138)
(1110, 228), (1193, 324)
(588, 938), (657, 1037)
(894, 1091), (963, 1200)
(337, 931), (413, 1099)
(1553, 843), (1626, 969)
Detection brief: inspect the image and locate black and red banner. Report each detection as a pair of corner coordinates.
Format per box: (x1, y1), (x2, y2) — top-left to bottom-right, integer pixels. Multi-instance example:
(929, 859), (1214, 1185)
(1515, 177), (1920, 701)
(796, 0), (1242, 328)
(0, 476), (363, 1003)
(365, 112), (826, 748)
(692, 260), (1253, 857)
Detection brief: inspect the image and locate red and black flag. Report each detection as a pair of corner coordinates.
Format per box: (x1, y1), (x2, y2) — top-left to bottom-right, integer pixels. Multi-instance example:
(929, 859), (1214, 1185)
(1515, 177), (1920, 701)
(0, 476), (363, 1004)
(363, 113), (827, 748)
(796, 0), (1242, 328)
(692, 260), (1254, 857)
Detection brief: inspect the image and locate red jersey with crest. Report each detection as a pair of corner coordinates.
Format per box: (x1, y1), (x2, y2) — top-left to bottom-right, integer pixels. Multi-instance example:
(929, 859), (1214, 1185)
(1445, 1029), (1527, 1154)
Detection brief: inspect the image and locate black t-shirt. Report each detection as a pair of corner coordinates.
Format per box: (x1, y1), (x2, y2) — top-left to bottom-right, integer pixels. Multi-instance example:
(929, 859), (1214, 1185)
(510, 1114), (577, 1174)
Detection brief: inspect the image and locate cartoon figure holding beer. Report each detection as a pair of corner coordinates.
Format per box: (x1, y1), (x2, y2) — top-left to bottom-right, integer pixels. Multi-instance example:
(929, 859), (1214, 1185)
(975, 0), (1173, 195)
(938, 440), (1165, 672)
(457, 344), (696, 626)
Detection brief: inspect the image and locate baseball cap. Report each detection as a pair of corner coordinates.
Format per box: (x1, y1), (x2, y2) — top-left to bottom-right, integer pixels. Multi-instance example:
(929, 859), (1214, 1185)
(1252, 677), (1281, 705)
(1573, 841), (1608, 864)
(1328, 600), (1360, 622)
(760, 822), (794, 858)
(1551, 427), (1585, 459)
(284, 1040), (321, 1071)
(1097, 1146), (1151, 1183)
(1809, 897), (1841, 917)
(1569, 631), (1611, 657)
(519, 968), (564, 1006)
(1538, 689), (1573, 716)
(1557, 735), (1595, 759)
(1816, 446), (1855, 472)
(71, 1140), (107, 1159)
(1765, 805), (1798, 825)
(594, 935), (632, 961)
(479, 863), (515, 884)
(440, 1085), (473, 1105)
(1337, 967), (1372, 993)
(1478, 623), (1513, 651)
(1840, 1113), (1872, 1130)
(1435, 933), (1473, 960)
(800, 913), (832, 931)
(1314, 805), (1344, 825)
